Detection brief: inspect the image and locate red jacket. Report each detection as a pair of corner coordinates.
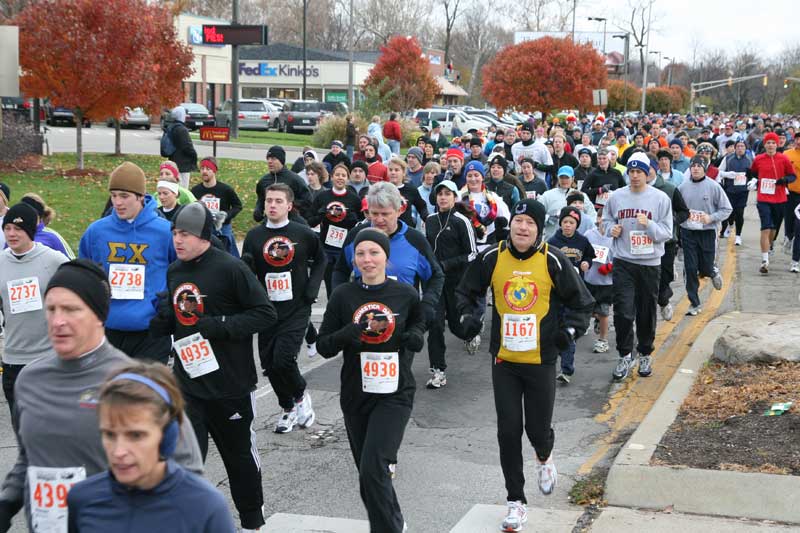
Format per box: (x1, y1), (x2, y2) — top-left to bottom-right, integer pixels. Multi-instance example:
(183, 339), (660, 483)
(751, 152), (795, 204)
(367, 161), (389, 183)
(383, 120), (402, 142)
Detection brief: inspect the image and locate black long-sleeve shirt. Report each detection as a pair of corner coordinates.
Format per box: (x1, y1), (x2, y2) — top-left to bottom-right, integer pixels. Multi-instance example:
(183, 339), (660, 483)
(424, 207), (477, 279)
(397, 183), (429, 229)
(253, 167), (312, 222)
(306, 188), (363, 258)
(191, 181), (243, 224)
(581, 167), (626, 204)
(167, 246), (277, 399)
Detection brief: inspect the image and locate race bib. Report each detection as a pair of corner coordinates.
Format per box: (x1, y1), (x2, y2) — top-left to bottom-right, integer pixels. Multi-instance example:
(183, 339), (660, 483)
(7, 277), (42, 314)
(360, 352), (399, 393)
(592, 245), (610, 263)
(28, 466), (86, 533)
(733, 172), (747, 186)
(687, 209), (706, 230)
(201, 196), (221, 213)
(173, 333), (219, 379)
(324, 225), (347, 248)
(265, 272), (293, 301)
(629, 231), (654, 255)
(108, 264), (145, 300)
(576, 180), (584, 191)
(502, 314), (538, 352)
(596, 191), (611, 205)
(525, 190), (538, 199)
(760, 178), (776, 195)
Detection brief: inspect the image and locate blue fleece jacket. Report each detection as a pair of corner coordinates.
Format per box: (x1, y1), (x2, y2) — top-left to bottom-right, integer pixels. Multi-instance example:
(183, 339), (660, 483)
(79, 195), (176, 331)
(67, 460), (235, 533)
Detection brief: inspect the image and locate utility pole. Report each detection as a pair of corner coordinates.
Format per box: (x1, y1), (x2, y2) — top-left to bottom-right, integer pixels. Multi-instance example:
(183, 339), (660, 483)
(302, 0), (307, 99)
(571, 0), (576, 43)
(613, 33), (630, 113)
(348, 0), (354, 110)
(230, 0), (239, 138)
(639, 0), (653, 114)
(663, 56), (674, 87)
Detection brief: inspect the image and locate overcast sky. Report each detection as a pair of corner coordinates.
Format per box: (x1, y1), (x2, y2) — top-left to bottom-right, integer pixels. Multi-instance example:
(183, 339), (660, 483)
(569, 0), (796, 66)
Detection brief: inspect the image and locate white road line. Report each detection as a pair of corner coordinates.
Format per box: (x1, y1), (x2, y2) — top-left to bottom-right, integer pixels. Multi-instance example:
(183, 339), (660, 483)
(132, 133), (141, 137)
(254, 353), (334, 399)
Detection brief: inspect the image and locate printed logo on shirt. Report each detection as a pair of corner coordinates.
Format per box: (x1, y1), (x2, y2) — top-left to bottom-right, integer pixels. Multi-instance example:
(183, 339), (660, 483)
(78, 388), (99, 409)
(615, 208), (653, 220)
(263, 236), (295, 267)
(503, 275), (539, 312)
(353, 302), (396, 344)
(557, 246), (582, 261)
(107, 242), (149, 264)
(173, 282), (205, 326)
(326, 201), (348, 223)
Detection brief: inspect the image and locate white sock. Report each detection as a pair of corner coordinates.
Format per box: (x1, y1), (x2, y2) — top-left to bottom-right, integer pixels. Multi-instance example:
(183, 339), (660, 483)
(762, 252), (769, 262)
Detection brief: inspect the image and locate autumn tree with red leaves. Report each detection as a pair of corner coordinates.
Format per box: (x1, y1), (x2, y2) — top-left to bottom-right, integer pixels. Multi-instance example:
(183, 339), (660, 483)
(482, 37), (607, 113)
(363, 36), (439, 112)
(607, 80), (642, 112)
(14, 0), (194, 168)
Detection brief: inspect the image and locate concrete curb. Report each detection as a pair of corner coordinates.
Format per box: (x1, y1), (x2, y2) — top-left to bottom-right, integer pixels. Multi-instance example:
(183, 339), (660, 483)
(193, 139), (330, 155)
(605, 312), (800, 524)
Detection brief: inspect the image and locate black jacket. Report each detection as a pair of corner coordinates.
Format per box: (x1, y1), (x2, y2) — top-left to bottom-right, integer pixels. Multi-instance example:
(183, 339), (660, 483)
(254, 167), (313, 222)
(323, 151), (351, 169)
(162, 121), (197, 173)
(544, 151), (579, 187)
(306, 188), (363, 258)
(520, 176), (548, 200)
(485, 177), (517, 211)
(166, 246), (277, 399)
(397, 183), (429, 229)
(424, 206), (478, 279)
(582, 167), (626, 203)
(191, 181), (243, 224)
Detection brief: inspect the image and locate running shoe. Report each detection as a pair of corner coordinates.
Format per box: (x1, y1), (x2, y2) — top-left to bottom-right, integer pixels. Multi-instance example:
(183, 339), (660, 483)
(637, 355), (653, 377)
(612, 354), (633, 381)
(536, 456), (558, 495)
(791, 262), (800, 273)
(274, 408), (297, 434)
(722, 228), (730, 238)
(712, 270), (723, 290)
(593, 338), (609, 353)
(556, 372), (570, 384)
(783, 236), (793, 253)
(593, 318), (600, 335)
(660, 303), (673, 321)
(735, 236), (742, 246)
(465, 334), (481, 355)
(426, 368), (447, 389)
(403, 522), (408, 533)
(501, 501), (528, 532)
(307, 342), (317, 358)
(760, 260), (769, 274)
(295, 392), (315, 428)
(686, 306), (701, 316)
(769, 242), (775, 255)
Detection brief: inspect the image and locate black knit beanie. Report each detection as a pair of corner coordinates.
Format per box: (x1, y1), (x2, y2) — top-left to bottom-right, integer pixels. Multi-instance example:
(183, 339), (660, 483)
(2, 203), (38, 241)
(45, 259), (111, 322)
(353, 228), (391, 258)
(267, 145), (286, 165)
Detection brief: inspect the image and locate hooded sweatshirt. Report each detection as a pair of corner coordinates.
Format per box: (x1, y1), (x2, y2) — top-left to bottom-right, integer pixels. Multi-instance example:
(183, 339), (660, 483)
(0, 243), (68, 364)
(678, 175), (733, 231)
(601, 185), (673, 266)
(79, 195), (176, 331)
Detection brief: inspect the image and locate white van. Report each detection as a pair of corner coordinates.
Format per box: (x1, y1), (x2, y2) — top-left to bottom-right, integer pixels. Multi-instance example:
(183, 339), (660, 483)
(412, 108), (492, 136)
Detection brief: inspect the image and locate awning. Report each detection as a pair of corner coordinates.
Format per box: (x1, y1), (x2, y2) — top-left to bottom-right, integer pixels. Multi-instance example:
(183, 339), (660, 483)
(436, 76), (468, 97)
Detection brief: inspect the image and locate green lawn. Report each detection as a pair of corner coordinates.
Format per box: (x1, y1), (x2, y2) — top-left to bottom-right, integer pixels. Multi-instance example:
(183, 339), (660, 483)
(189, 129), (314, 148)
(1, 153), (268, 251)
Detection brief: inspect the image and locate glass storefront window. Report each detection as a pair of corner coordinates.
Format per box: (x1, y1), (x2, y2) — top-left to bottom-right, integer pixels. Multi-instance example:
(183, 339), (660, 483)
(242, 86), (268, 99)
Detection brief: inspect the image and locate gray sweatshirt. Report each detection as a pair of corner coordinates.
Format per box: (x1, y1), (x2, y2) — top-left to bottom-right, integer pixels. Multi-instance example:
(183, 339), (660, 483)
(678, 176), (733, 231)
(0, 243), (68, 365)
(0, 340), (204, 524)
(602, 185), (673, 266)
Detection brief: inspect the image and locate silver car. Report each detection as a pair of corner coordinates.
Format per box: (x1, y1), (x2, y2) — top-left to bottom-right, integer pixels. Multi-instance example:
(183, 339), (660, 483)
(216, 99), (276, 131)
(106, 107), (151, 129)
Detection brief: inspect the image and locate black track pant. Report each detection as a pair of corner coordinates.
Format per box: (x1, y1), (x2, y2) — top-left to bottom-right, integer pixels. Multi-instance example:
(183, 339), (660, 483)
(721, 207), (745, 236)
(681, 228), (717, 308)
(658, 241), (678, 307)
(106, 328), (172, 364)
(184, 391), (264, 529)
(258, 307), (309, 410)
(2, 363), (24, 423)
(612, 259), (660, 357)
(492, 359), (556, 504)
(344, 399), (412, 533)
(427, 276), (474, 371)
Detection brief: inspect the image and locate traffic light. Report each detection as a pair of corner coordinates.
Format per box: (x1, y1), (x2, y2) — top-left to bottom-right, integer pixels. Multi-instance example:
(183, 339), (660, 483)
(763, 75), (768, 87)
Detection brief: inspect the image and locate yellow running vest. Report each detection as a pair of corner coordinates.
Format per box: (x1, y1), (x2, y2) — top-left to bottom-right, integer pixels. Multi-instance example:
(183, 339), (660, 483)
(491, 243), (554, 364)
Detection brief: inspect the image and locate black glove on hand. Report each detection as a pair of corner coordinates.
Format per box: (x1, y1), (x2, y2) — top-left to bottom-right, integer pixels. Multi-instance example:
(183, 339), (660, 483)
(776, 177), (788, 186)
(401, 329), (425, 352)
(601, 183), (613, 193)
(460, 314), (483, 340)
(334, 322), (363, 347)
(196, 316), (227, 340)
(554, 329), (574, 351)
(149, 291), (174, 337)
(241, 252), (256, 273)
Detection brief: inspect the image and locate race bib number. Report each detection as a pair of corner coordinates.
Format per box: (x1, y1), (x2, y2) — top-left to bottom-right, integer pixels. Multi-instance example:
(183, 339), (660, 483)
(360, 352), (399, 393)
(28, 466), (86, 533)
(733, 172), (747, 186)
(201, 196), (220, 213)
(265, 272), (293, 301)
(7, 277), (42, 314)
(525, 191), (538, 199)
(687, 210), (706, 230)
(324, 225), (347, 248)
(596, 191), (611, 206)
(576, 180), (584, 191)
(502, 314), (538, 352)
(629, 231), (654, 255)
(173, 333), (219, 379)
(592, 245), (610, 264)
(760, 178), (776, 195)
(108, 264), (145, 300)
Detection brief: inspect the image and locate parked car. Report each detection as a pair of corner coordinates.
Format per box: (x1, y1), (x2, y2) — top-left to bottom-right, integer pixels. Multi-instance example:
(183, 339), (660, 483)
(46, 106), (91, 127)
(215, 99), (276, 130)
(266, 98), (287, 111)
(105, 107), (151, 129)
(320, 101), (349, 117)
(412, 108), (491, 136)
(464, 109), (516, 128)
(1, 97), (31, 123)
(277, 100), (322, 134)
(160, 103), (214, 130)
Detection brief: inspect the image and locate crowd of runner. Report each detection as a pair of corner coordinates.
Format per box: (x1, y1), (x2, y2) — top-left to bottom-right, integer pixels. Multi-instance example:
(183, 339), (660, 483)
(0, 108), (797, 532)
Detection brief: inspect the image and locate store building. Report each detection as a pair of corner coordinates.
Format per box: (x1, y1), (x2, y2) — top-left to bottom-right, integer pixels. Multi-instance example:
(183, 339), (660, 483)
(176, 13), (232, 110)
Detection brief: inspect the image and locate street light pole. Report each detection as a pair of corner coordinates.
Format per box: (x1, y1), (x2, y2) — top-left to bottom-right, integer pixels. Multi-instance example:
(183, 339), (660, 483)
(348, 0), (354, 110)
(230, 0), (239, 138)
(639, 0), (653, 114)
(663, 56), (674, 86)
(588, 17), (608, 55)
(571, 0), (576, 43)
(302, 0), (307, 100)
(613, 33), (630, 113)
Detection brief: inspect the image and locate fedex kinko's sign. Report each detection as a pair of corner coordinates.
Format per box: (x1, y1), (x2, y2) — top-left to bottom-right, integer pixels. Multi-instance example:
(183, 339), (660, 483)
(238, 62), (320, 78)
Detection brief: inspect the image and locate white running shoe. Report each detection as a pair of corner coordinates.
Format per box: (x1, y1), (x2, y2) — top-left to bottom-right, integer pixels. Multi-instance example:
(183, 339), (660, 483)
(612, 354), (633, 381)
(686, 306), (701, 316)
(660, 303), (673, 321)
(295, 392), (315, 428)
(307, 342), (317, 358)
(791, 262), (800, 273)
(501, 501), (527, 532)
(735, 236), (742, 246)
(712, 270), (723, 290)
(783, 236), (793, 253)
(760, 260), (769, 275)
(426, 368), (447, 389)
(536, 456), (558, 495)
(274, 408), (297, 434)
(593, 338), (609, 353)
(723, 228), (730, 238)
(637, 355), (653, 377)
(465, 334), (481, 355)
